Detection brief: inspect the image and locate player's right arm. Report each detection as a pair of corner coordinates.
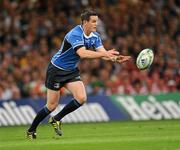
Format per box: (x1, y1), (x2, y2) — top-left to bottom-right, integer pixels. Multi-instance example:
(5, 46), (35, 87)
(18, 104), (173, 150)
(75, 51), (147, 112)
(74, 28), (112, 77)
(76, 46), (119, 59)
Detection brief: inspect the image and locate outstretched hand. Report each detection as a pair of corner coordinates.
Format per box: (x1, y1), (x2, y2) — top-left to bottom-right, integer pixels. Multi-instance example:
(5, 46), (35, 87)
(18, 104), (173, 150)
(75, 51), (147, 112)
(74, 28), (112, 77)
(112, 55), (132, 63)
(105, 49), (119, 59)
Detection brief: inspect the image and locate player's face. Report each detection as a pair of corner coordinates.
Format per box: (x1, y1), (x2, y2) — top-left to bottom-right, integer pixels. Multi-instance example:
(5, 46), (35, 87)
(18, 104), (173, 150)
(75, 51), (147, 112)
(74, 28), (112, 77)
(86, 16), (98, 32)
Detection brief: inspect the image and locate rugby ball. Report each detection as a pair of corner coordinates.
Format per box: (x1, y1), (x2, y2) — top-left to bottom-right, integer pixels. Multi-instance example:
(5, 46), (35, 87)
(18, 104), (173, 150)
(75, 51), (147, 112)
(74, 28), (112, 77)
(136, 48), (154, 70)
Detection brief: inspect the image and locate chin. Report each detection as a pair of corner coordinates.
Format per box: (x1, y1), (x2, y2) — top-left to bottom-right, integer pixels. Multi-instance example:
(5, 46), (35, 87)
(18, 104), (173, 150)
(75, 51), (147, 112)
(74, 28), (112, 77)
(92, 29), (96, 32)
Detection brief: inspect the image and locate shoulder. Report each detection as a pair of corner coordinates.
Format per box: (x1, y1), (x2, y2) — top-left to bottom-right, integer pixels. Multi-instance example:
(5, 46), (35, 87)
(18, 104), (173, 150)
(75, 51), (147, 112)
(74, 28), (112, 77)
(92, 32), (100, 37)
(67, 25), (83, 37)
(91, 32), (101, 39)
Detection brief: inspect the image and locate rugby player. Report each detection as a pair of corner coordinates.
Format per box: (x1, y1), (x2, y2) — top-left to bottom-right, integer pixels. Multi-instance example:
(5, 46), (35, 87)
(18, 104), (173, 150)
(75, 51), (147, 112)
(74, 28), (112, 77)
(27, 9), (131, 139)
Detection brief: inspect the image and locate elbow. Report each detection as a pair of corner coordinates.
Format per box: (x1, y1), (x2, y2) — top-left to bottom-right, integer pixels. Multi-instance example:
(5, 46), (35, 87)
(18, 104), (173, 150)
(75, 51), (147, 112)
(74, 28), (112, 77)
(78, 54), (85, 59)
(79, 54), (84, 58)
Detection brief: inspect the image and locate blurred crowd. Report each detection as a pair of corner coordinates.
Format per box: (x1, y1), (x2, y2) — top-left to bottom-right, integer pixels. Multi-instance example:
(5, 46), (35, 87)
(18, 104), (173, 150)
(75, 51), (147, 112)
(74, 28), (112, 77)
(0, 0), (179, 100)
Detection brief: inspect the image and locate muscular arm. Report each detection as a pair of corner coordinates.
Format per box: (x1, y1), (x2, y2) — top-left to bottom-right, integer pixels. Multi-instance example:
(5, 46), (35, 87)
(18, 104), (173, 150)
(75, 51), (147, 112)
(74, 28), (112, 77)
(76, 46), (118, 59)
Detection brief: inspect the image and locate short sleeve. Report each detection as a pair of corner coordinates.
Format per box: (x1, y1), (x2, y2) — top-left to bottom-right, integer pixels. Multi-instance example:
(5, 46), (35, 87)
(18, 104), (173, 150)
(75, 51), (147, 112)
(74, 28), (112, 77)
(68, 34), (84, 49)
(95, 36), (103, 49)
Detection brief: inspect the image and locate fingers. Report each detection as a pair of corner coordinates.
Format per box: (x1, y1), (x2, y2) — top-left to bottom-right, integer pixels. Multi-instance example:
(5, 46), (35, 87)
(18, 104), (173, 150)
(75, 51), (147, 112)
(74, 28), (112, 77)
(111, 56), (118, 62)
(108, 49), (119, 56)
(118, 56), (132, 60)
(109, 48), (116, 51)
(106, 50), (119, 58)
(106, 49), (132, 63)
(116, 55), (132, 63)
(118, 55), (132, 59)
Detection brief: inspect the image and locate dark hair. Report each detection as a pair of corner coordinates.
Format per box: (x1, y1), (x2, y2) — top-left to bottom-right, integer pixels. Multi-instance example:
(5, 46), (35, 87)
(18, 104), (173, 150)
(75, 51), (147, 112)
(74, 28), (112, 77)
(81, 9), (98, 23)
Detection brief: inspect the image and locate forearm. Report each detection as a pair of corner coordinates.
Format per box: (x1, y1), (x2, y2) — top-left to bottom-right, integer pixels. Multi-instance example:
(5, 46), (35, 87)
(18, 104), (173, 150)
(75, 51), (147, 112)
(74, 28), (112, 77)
(78, 49), (105, 59)
(76, 46), (119, 60)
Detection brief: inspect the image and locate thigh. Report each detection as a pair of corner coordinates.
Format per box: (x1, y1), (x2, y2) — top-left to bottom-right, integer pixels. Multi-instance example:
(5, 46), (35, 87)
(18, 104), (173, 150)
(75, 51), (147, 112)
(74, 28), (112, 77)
(46, 88), (60, 111)
(65, 81), (87, 102)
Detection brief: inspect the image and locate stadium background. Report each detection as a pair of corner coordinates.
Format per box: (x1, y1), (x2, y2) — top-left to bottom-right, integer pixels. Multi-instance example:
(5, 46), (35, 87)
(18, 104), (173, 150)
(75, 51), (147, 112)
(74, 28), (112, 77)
(0, 0), (180, 150)
(0, 0), (179, 99)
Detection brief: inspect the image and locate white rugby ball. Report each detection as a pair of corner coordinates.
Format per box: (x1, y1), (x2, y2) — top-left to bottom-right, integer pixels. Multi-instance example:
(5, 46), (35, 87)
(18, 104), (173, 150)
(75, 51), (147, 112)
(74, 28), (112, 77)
(136, 48), (154, 70)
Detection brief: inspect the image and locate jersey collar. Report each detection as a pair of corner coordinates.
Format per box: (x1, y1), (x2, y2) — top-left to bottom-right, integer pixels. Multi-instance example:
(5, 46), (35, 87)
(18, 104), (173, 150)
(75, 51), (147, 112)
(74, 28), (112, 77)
(79, 25), (93, 38)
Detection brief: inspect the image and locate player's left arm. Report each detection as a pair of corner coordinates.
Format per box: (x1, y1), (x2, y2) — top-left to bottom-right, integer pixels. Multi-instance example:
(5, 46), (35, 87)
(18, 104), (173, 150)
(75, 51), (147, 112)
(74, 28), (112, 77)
(96, 47), (132, 63)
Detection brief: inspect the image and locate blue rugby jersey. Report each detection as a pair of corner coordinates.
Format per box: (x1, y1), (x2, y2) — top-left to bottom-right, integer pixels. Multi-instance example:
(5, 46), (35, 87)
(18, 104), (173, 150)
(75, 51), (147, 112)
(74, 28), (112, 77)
(51, 25), (103, 71)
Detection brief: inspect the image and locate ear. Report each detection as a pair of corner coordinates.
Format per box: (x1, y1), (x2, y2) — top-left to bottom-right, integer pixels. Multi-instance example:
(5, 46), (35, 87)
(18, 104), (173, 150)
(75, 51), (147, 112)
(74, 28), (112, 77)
(82, 20), (87, 25)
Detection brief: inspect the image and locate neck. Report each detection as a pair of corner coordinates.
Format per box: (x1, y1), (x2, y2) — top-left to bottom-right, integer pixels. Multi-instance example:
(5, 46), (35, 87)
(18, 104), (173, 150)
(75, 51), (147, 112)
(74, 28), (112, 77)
(82, 24), (91, 36)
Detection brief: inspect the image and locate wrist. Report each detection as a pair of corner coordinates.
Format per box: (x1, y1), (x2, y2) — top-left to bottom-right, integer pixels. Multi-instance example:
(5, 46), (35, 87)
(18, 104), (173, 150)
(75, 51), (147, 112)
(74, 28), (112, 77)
(111, 56), (118, 62)
(102, 51), (107, 57)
